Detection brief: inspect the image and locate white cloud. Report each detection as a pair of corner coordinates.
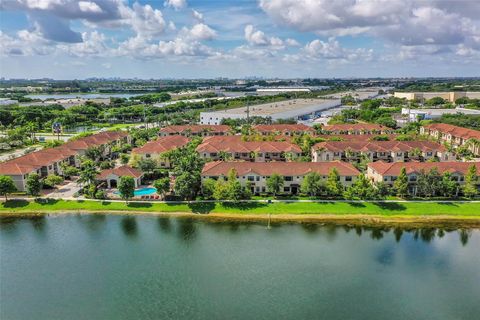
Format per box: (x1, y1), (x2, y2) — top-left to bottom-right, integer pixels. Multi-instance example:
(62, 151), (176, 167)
(302, 37), (373, 62)
(192, 10), (203, 22)
(285, 38), (300, 46)
(164, 0), (186, 10)
(127, 2), (166, 37)
(187, 23), (217, 41)
(78, 1), (102, 14)
(59, 31), (108, 57)
(259, 0), (480, 52)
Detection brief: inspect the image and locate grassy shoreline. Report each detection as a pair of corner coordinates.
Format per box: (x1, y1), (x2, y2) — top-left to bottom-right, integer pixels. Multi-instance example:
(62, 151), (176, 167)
(1, 199), (480, 228)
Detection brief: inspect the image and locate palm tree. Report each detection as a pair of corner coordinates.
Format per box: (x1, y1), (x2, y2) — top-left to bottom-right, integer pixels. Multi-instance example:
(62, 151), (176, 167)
(77, 160), (99, 187)
(466, 138), (480, 156)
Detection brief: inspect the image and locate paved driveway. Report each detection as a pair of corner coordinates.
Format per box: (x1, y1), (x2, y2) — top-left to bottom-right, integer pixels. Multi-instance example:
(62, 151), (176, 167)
(46, 180), (81, 199)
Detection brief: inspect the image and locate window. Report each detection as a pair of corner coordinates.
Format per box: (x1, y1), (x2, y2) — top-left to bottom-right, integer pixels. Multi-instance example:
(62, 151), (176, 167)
(285, 176), (293, 181)
(409, 176), (417, 182)
(146, 154), (151, 158)
(248, 176), (255, 181)
(284, 187), (290, 192)
(256, 176), (260, 181)
(345, 176), (352, 182)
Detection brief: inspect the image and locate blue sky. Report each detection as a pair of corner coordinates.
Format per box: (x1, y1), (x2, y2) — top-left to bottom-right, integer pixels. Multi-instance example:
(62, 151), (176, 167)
(0, 0), (479, 79)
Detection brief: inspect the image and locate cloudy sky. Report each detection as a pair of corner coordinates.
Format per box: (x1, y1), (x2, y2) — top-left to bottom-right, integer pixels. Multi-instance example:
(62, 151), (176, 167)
(0, 0), (479, 79)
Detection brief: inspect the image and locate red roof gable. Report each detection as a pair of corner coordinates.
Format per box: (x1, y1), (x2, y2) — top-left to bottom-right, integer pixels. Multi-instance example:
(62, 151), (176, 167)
(202, 161), (360, 176)
(423, 123), (480, 140)
(132, 136), (190, 154)
(313, 141), (446, 153)
(368, 161), (480, 176)
(196, 136), (302, 153)
(97, 165), (143, 179)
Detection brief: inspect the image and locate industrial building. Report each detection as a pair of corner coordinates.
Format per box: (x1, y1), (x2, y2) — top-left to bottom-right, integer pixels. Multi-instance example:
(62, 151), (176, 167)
(200, 98), (341, 125)
(394, 91), (480, 102)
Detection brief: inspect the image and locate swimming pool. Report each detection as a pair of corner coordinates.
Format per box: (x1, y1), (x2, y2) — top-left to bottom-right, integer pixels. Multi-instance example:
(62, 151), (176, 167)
(114, 187), (157, 197)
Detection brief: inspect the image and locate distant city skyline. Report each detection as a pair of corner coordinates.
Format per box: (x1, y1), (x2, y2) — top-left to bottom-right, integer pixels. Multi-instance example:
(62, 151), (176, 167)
(1, 0), (479, 79)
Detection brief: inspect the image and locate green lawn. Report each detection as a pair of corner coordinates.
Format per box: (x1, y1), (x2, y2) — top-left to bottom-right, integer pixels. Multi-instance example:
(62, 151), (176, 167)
(0, 199), (479, 217)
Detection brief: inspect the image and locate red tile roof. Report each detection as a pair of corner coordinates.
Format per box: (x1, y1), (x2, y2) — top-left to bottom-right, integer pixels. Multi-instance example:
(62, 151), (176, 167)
(368, 161), (480, 176)
(159, 125), (230, 134)
(0, 162), (38, 175)
(132, 136), (190, 154)
(423, 123), (480, 140)
(253, 124), (314, 133)
(0, 131), (127, 175)
(315, 134), (398, 141)
(322, 123), (389, 132)
(97, 165), (143, 179)
(202, 161), (360, 176)
(313, 141), (446, 153)
(196, 136), (302, 153)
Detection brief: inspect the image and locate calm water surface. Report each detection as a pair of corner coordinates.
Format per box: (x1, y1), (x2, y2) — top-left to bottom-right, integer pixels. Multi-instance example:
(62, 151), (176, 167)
(1, 215), (479, 320)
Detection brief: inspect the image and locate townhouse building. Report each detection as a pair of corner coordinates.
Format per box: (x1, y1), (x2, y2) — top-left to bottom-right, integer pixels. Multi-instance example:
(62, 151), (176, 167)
(321, 123), (393, 135)
(312, 141), (454, 163)
(201, 161), (360, 195)
(131, 136), (190, 168)
(196, 136), (302, 162)
(252, 124), (315, 136)
(367, 161), (480, 195)
(421, 123), (480, 156)
(0, 131), (129, 191)
(159, 125), (230, 137)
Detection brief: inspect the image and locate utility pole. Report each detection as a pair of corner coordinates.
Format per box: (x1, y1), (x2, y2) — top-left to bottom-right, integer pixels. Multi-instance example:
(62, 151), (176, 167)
(246, 99), (250, 124)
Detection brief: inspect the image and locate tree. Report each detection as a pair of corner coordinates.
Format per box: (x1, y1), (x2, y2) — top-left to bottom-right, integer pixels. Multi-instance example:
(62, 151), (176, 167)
(77, 160), (98, 187)
(218, 151), (233, 161)
(61, 165), (79, 179)
(394, 167), (409, 198)
(440, 172), (458, 197)
(44, 174), (64, 190)
(326, 168), (343, 196)
(174, 172), (201, 200)
(463, 164), (478, 198)
(301, 172), (324, 197)
(120, 153), (130, 165)
(417, 168), (441, 198)
(201, 178), (216, 199)
(0, 175), (17, 201)
(118, 176), (135, 203)
(153, 177), (170, 199)
(374, 181), (390, 197)
(225, 169), (244, 200)
(25, 173), (42, 196)
(85, 146), (103, 161)
(343, 174), (380, 200)
(138, 158), (157, 175)
(213, 179), (230, 200)
(266, 173), (284, 197)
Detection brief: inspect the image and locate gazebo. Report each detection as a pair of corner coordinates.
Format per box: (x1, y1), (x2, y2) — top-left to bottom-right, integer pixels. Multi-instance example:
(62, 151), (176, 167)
(97, 165), (143, 188)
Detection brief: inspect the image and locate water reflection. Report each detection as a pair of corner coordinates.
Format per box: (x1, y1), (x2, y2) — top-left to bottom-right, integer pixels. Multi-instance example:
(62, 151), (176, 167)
(121, 216), (138, 237)
(394, 228), (403, 242)
(77, 214), (106, 234)
(157, 217), (171, 233)
(0, 215), (475, 247)
(459, 229), (470, 246)
(177, 218), (196, 241)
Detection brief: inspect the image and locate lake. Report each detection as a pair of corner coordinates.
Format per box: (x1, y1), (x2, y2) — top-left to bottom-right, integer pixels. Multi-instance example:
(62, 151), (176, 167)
(1, 215), (479, 320)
